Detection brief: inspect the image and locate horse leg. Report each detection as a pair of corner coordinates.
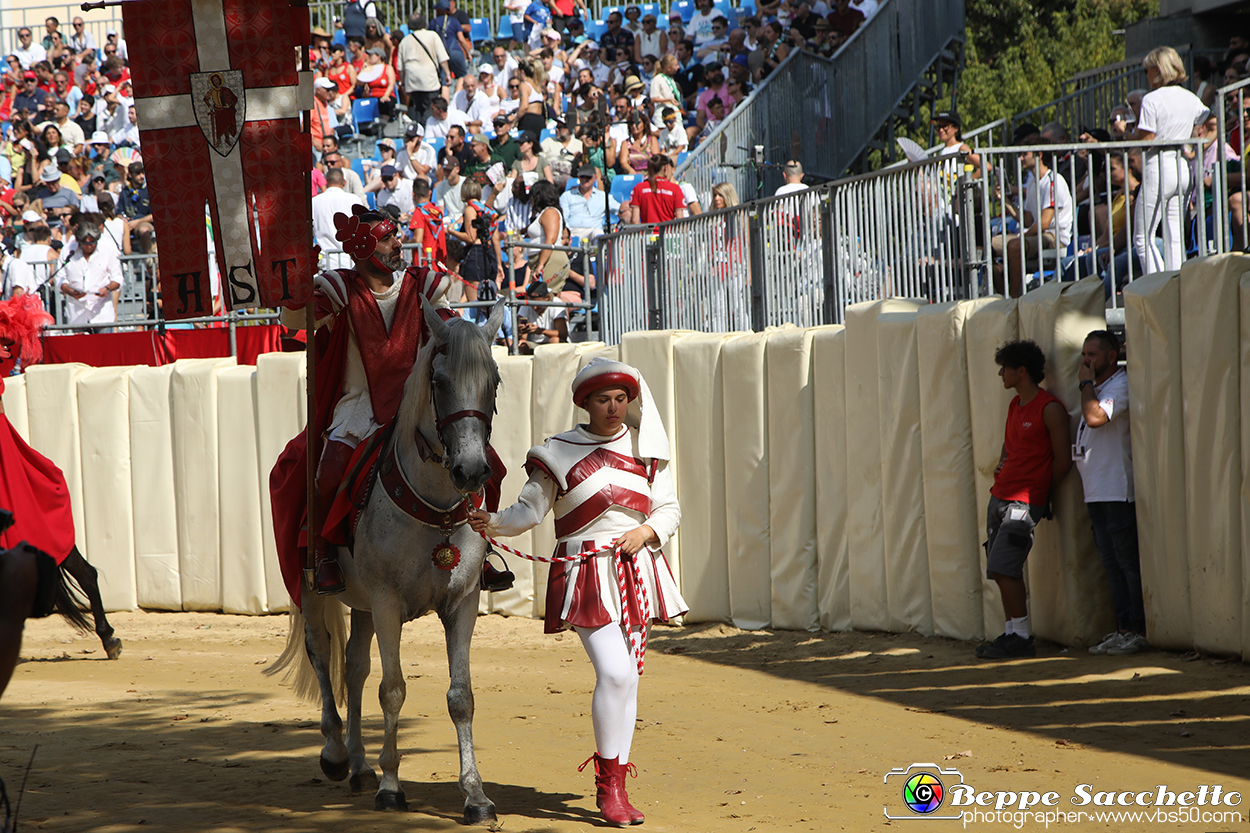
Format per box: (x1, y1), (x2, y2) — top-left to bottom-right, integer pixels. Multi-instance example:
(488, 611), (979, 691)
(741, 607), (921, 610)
(61, 547), (121, 660)
(303, 595), (350, 783)
(346, 608), (379, 795)
(372, 600), (408, 811)
(441, 599), (496, 825)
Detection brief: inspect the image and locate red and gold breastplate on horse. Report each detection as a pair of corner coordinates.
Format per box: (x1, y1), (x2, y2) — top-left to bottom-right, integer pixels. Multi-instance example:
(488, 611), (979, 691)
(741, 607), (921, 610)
(524, 426), (658, 540)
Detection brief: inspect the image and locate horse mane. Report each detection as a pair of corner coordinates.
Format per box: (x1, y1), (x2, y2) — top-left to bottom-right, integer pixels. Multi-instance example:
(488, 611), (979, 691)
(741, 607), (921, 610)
(396, 316), (501, 444)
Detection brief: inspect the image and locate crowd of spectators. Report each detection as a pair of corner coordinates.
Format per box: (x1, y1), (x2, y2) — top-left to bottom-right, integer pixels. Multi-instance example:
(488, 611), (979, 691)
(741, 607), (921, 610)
(1, 16), (150, 328)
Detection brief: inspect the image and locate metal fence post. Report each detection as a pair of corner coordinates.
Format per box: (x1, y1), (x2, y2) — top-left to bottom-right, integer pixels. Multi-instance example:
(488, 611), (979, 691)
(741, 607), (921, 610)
(645, 232), (663, 330)
(958, 165), (979, 298)
(748, 207), (766, 332)
(819, 191), (838, 325)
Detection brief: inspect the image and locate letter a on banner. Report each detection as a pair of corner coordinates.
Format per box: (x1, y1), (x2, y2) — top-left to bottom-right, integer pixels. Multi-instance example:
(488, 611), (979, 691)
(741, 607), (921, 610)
(124, 0), (315, 317)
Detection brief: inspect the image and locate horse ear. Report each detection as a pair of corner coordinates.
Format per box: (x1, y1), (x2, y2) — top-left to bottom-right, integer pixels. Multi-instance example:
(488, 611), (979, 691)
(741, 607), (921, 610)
(481, 299), (507, 343)
(420, 294), (450, 343)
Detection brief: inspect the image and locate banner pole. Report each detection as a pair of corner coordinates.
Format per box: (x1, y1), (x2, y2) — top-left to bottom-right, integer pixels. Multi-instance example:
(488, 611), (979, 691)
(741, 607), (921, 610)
(297, 0), (318, 591)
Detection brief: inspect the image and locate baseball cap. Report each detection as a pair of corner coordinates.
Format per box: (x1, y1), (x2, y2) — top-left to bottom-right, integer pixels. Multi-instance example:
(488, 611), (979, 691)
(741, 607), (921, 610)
(435, 0), (450, 9)
(380, 164), (398, 178)
(543, 28), (560, 41)
(492, 113), (510, 127)
(55, 148), (71, 165)
(478, 63), (494, 76)
(471, 134), (491, 144)
(106, 27), (118, 35)
(585, 40), (599, 50)
(23, 71), (36, 80)
(21, 210), (43, 223)
(40, 165), (61, 182)
(377, 137), (395, 150)
(104, 83), (117, 94)
(577, 163), (597, 178)
(314, 77), (336, 90)
(668, 10), (682, 18)
(731, 53), (749, 68)
(90, 130), (111, 145)
(405, 122), (425, 138)
(932, 110), (960, 127)
(525, 279), (549, 298)
(517, 130), (538, 145)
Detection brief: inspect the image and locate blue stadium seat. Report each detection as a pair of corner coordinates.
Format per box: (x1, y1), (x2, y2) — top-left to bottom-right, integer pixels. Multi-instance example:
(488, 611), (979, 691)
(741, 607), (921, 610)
(601, 5), (621, 20)
(351, 157), (368, 183)
(469, 18), (492, 43)
(585, 19), (607, 39)
(676, 150), (689, 166)
(610, 174), (641, 206)
(427, 136), (446, 155)
(737, 0), (756, 14)
(366, 191), (377, 210)
(351, 97), (379, 134)
(671, 0), (694, 22)
(332, 29), (346, 46)
(497, 13), (515, 42)
(540, 128), (556, 142)
(565, 177), (579, 191)
(712, 0), (734, 21)
(640, 3), (661, 19)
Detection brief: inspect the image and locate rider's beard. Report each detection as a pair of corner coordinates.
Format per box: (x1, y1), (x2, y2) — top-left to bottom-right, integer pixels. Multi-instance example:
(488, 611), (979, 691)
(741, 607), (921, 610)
(379, 247), (404, 272)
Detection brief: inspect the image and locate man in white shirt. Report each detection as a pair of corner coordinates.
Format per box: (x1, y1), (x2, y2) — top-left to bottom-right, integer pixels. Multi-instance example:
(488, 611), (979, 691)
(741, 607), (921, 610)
(434, 151), (467, 223)
(851, 0), (878, 19)
(0, 244), (40, 300)
(774, 159), (808, 196)
(687, 0), (719, 47)
(424, 96), (470, 139)
(12, 28), (47, 70)
(542, 120), (584, 187)
(312, 168), (366, 269)
(398, 123), (437, 182)
(397, 13), (451, 127)
(59, 225), (121, 329)
(105, 28), (127, 61)
(37, 100), (86, 153)
(67, 17), (98, 62)
(1075, 330), (1146, 656)
(373, 165), (415, 223)
(114, 105), (141, 146)
(490, 45), (519, 91)
(452, 74), (493, 134)
(990, 133), (1073, 297)
(94, 84), (128, 138)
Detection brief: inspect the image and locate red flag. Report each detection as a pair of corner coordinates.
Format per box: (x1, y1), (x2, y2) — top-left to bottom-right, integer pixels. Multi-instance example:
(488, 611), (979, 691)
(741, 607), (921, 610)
(124, 0), (314, 318)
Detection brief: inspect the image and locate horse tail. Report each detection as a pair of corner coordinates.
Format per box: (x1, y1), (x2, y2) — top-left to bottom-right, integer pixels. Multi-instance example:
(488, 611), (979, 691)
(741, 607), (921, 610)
(53, 560), (92, 634)
(264, 598), (349, 707)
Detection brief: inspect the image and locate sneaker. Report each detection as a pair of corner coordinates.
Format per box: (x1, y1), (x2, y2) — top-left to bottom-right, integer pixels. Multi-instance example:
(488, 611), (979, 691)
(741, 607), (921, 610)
(976, 633), (1036, 659)
(1089, 631), (1127, 655)
(1107, 633), (1150, 655)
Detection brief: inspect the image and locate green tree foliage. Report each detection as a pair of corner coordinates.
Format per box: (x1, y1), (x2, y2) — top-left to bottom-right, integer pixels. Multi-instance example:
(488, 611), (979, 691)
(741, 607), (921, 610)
(960, 0), (1159, 128)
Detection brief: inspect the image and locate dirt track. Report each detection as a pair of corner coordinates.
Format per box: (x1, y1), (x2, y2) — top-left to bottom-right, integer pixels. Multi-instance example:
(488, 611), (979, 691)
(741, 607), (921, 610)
(2, 610), (1249, 832)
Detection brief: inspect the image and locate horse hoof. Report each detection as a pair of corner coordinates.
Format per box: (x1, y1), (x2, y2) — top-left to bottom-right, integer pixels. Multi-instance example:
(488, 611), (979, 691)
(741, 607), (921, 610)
(463, 802), (497, 825)
(103, 637), (122, 660)
(374, 789), (408, 811)
(320, 754), (350, 782)
(349, 769), (379, 794)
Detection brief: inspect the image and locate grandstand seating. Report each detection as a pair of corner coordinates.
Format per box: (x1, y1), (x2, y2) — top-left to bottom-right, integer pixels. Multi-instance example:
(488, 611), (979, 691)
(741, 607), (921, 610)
(469, 18), (492, 43)
(585, 19), (607, 39)
(671, 1), (694, 22)
(610, 174), (641, 206)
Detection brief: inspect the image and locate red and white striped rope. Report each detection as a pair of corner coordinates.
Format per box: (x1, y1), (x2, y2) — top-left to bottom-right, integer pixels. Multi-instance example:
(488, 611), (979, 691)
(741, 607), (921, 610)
(477, 531), (652, 674)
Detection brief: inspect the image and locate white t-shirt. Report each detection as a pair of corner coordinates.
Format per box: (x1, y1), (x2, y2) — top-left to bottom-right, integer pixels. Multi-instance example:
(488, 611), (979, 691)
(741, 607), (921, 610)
(1022, 167), (1073, 249)
(1, 256), (39, 298)
(687, 9), (718, 47)
(1074, 367), (1133, 503)
(312, 185), (366, 269)
(774, 182), (807, 197)
(1137, 85), (1208, 143)
(453, 89), (494, 127)
(424, 108), (470, 139)
(62, 249), (122, 326)
(851, 0), (878, 19)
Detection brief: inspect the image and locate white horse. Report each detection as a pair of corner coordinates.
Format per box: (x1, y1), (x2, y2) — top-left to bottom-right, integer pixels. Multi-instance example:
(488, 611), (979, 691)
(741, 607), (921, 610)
(269, 298), (507, 824)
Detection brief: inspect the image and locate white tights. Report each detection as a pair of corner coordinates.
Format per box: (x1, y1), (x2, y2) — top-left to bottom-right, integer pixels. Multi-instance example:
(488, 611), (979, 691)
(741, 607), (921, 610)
(576, 623), (642, 764)
(1134, 149), (1191, 274)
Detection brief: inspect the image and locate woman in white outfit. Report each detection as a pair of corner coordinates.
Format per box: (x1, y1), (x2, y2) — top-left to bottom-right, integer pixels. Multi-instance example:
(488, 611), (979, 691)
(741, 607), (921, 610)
(469, 359), (686, 827)
(1133, 45), (1209, 274)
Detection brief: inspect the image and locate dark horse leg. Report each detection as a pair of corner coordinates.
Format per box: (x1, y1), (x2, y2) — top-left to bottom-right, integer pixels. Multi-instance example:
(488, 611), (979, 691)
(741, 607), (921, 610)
(60, 546), (122, 660)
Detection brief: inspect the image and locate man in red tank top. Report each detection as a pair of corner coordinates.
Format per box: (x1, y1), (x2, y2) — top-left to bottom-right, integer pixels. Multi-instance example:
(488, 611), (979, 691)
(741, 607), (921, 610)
(976, 340), (1071, 660)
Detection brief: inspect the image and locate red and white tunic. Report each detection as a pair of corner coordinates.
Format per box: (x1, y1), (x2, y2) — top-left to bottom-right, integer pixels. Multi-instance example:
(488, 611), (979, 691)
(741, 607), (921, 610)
(487, 424), (686, 634)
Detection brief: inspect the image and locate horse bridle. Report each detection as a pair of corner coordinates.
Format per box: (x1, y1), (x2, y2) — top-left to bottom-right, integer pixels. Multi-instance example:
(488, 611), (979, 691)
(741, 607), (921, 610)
(423, 343), (495, 470)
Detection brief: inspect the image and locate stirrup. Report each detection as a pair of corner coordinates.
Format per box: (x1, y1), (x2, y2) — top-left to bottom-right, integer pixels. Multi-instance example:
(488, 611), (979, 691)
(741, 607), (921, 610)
(482, 545), (515, 592)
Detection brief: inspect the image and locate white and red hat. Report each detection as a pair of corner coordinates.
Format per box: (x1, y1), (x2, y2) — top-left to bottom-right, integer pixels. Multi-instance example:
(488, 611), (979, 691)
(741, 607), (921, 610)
(572, 358), (669, 461)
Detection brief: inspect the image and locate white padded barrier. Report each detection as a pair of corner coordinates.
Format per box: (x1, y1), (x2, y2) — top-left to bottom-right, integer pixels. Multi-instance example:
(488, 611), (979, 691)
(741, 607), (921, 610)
(1017, 279), (1113, 647)
(128, 365), (181, 610)
(1123, 271), (1190, 649)
(484, 354), (536, 617)
(24, 364), (91, 554)
(915, 301), (987, 641)
(844, 300), (926, 631)
(877, 312), (932, 635)
(721, 332), (771, 630)
(619, 331), (688, 589)
(77, 367), (137, 611)
(218, 366), (268, 615)
(963, 298), (1019, 639)
(811, 326), (849, 632)
(171, 358), (236, 610)
(1241, 270), (1250, 658)
(1180, 256), (1245, 656)
(254, 352), (305, 613)
(673, 333), (734, 623)
(1, 373), (29, 439)
(765, 326), (821, 632)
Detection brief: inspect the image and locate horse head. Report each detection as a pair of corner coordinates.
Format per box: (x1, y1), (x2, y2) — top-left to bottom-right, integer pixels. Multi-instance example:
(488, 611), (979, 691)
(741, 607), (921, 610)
(417, 296), (506, 495)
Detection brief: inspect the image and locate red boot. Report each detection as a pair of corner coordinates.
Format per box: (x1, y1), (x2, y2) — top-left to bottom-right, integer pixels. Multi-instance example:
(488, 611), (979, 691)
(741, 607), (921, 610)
(579, 754), (633, 826)
(312, 440), (354, 596)
(620, 761), (644, 824)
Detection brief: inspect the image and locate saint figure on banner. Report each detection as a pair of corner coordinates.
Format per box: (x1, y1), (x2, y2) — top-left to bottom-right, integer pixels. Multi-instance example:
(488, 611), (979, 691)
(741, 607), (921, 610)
(203, 73), (239, 149)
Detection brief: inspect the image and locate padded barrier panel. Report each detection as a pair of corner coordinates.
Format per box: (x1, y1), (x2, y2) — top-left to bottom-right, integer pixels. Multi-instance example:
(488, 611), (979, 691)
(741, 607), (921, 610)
(844, 300), (925, 631)
(528, 343), (583, 619)
(77, 367), (137, 611)
(721, 332), (771, 630)
(673, 333), (733, 624)
(876, 313), (932, 635)
(218, 366), (268, 615)
(915, 301), (987, 641)
(128, 365), (181, 610)
(811, 327), (850, 631)
(255, 352), (305, 613)
(24, 364), (91, 553)
(1017, 277), (1112, 648)
(1, 374), (29, 440)
(1241, 270), (1250, 658)
(483, 355), (536, 617)
(577, 343), (619, 367)
(766, 326), (822, 632)
(1180, 256), (1244, 655)
(171, 358), (237, 610)
(963, 298), (1018, 639)
(1123, 272), (1190, 649)
(620, 331), (688, 589)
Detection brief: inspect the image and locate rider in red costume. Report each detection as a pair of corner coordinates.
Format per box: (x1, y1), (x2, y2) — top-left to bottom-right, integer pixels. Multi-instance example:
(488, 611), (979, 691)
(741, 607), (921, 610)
(270, 207), (512, 601)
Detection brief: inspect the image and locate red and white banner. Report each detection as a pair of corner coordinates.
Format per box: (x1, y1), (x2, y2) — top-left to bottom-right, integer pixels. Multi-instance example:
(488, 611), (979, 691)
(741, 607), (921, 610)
(123, 0), (314, 317)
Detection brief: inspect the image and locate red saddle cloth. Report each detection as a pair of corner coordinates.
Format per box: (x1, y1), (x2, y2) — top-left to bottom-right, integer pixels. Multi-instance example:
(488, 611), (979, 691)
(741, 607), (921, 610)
(0, 375), (75, 564)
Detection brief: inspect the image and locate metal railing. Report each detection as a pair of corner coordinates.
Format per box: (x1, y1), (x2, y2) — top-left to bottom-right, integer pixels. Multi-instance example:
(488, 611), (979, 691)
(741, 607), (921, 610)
(3, 7), (123, 63)
(1212, 76), (1250, 256)
(675, 0), (966, 205)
